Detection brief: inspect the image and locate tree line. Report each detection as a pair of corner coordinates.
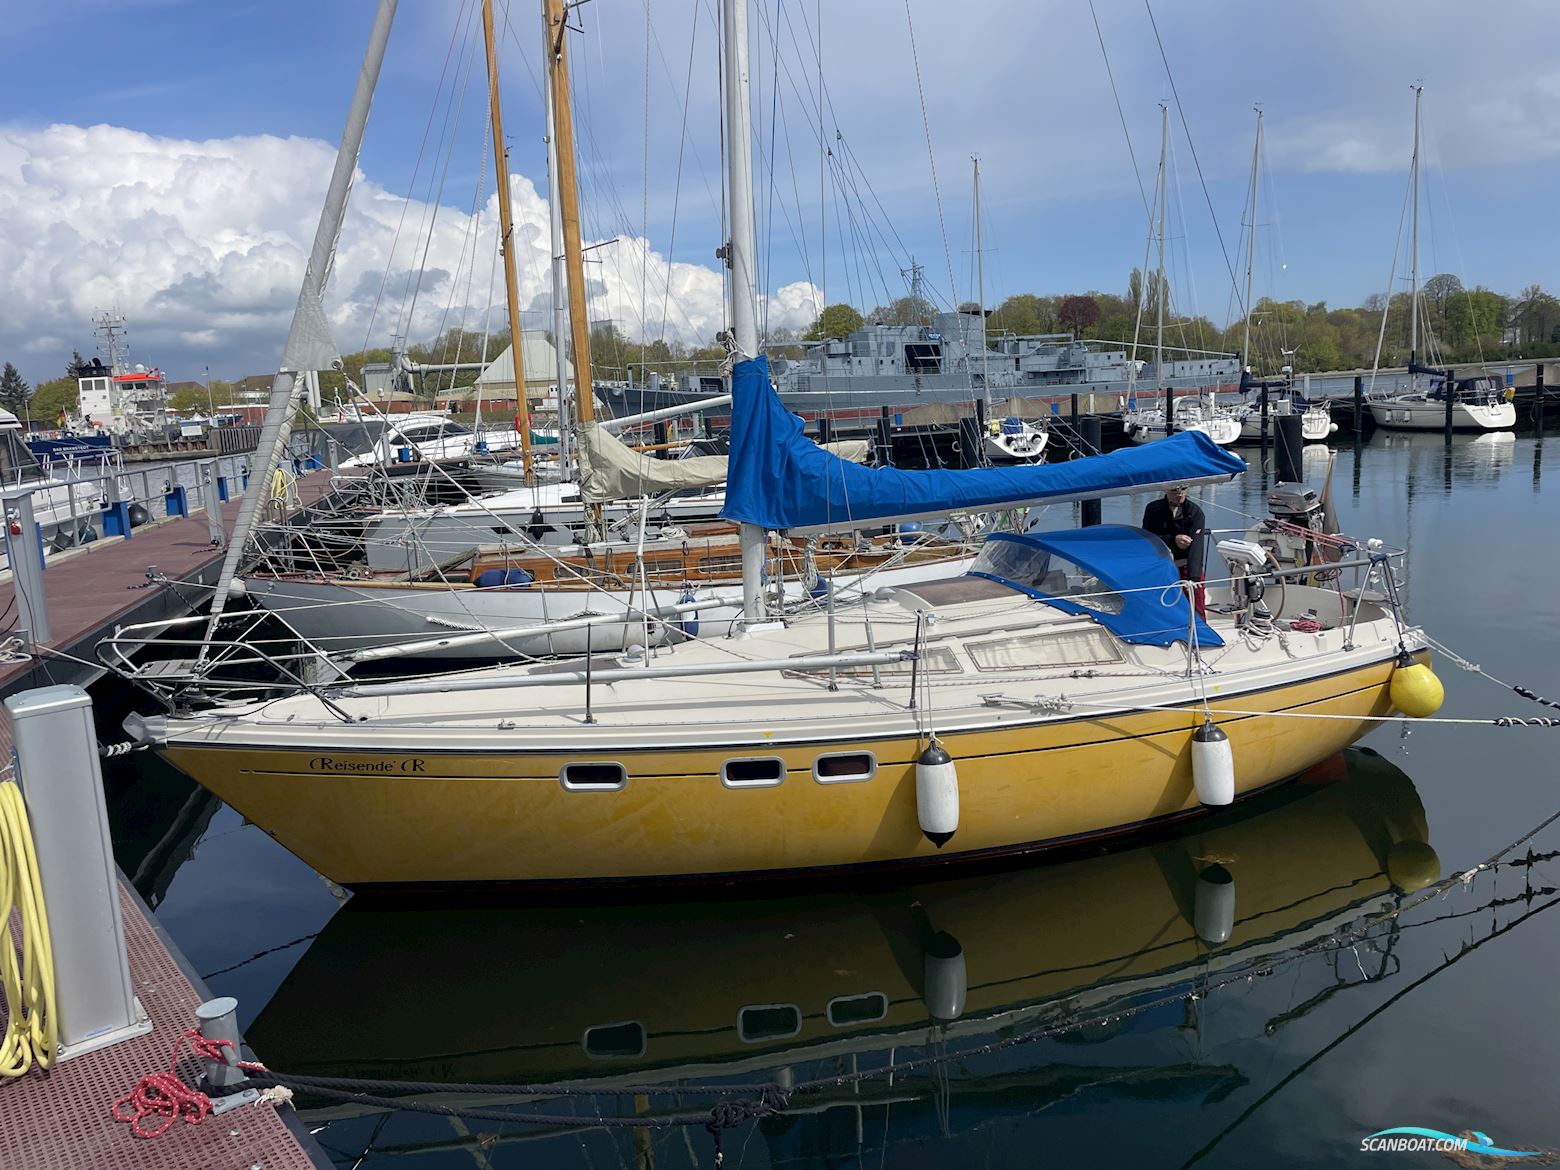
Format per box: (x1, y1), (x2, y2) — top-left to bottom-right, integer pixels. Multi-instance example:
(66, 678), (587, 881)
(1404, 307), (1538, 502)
(804, 272), (1560, 375)
(7, 273), (1557, 421)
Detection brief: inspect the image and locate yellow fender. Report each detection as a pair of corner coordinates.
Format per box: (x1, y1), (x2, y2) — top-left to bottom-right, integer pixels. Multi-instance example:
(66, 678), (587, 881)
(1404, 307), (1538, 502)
(1390, 657), (1444, 719)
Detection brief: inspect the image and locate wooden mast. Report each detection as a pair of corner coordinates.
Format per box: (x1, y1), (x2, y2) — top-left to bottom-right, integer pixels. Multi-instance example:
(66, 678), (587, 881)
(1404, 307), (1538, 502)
(481, 0), (534, 480)
(543, 0), (594, 427)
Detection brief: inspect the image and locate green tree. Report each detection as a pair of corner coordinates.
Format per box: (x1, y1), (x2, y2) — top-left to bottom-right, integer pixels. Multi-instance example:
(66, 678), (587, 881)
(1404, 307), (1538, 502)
(1514, 285), (1560, 347)
(0, 362), (30, 417)
(169, 379), (237, 412)
(803, 303), (864, 341)
(31, 375), (79, 422)
(989, 293), (1056, 337)
(866, 294), (934, 327)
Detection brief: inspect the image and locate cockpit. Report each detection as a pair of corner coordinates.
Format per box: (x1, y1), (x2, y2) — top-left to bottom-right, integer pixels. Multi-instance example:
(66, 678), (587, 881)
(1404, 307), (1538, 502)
(901, 526), (1222, 649)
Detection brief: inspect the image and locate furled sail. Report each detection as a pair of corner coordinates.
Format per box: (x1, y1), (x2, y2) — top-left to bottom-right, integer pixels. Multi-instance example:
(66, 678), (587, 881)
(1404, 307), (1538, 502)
(721, 356), (1246, 533)
(576, 418), (869, 503)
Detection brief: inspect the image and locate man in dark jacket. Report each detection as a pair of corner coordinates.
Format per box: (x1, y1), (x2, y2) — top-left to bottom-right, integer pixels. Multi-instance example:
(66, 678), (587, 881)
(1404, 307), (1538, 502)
(1141, 484), (1205, 566)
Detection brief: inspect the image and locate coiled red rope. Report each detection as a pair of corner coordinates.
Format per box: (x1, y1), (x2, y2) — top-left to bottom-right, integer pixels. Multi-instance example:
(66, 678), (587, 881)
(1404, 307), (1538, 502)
(111, 1029), (263, 1139)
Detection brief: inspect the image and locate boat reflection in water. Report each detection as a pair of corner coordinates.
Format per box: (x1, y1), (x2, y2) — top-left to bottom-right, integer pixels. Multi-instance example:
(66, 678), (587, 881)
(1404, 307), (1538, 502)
(248, 748), (1436, 1160)
(1374, 428), (1518, 483)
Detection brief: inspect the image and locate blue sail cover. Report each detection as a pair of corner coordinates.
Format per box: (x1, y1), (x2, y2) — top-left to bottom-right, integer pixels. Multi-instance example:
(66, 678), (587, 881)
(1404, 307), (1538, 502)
(971, 528), (1222, 648)
(721, 357), (1247, 532)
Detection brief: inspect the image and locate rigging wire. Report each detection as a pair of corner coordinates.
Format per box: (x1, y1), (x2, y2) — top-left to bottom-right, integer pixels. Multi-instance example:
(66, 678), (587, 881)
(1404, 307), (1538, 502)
(1143, 0), (1244, 328)
(358, 0), (476, 359)
(902, 0), (958, 315)
(1088, 0), (1152, 220)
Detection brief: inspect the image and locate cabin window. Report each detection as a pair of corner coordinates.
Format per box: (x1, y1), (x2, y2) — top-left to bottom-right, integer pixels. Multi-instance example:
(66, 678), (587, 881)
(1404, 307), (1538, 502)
(787, 644), (959, 680)
(560, 762), (627, 791)
(813, 752), (876, 784)
(827, 993), (888, 1027)
(966, 628), (1122, 670)
(738, 1004), (802, 1043)
(582, 1021), (646, 1059)
(970, 540), (1126, 615)
(721, 757), (786, 789)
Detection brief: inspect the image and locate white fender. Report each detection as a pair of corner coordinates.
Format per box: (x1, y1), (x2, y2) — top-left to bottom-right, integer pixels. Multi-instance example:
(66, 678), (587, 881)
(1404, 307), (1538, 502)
(922, 931), (967, 1022)
(1194, 862), (1236, 945)
(1191, 719), (1235, 806)
(915, 742), (959, 847)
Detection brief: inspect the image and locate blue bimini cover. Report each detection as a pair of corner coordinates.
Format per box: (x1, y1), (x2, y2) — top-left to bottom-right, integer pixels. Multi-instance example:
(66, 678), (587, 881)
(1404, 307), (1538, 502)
(969, 526), (1223, 648)
(720, 357), (1246, 533)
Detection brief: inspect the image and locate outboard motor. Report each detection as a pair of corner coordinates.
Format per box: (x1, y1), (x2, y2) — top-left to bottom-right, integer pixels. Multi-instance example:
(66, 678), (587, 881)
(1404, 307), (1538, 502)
(1264, 482), (1325, 568)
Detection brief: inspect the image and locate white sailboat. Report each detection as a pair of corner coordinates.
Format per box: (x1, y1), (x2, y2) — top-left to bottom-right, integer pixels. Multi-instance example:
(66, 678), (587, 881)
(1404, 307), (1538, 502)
(110, 0), (1444, 890)
(1228, 109), (1335, 446)
(971, 159), (1047, 465)
(1367, 87), (1515, 434)
(1121, 106), (1240, 449)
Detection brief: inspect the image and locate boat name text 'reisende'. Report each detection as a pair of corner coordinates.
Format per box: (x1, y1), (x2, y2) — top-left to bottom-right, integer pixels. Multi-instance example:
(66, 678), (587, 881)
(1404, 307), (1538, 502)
(310, 756), (427, 774)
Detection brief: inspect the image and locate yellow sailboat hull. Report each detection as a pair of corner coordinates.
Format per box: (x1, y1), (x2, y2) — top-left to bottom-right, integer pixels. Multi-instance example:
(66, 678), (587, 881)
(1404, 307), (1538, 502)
(159, 655), (1404, 886)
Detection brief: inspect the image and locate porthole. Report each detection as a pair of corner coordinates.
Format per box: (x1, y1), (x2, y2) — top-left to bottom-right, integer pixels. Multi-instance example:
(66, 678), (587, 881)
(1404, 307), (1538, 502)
(737, 1004), (802, 1043)
(582, 1020), (646, 1059)
(721, 756), (786, 789)
(826, 992), (888, 1027)
(561, 762), (627, 790)
(812, 751), (876, 784)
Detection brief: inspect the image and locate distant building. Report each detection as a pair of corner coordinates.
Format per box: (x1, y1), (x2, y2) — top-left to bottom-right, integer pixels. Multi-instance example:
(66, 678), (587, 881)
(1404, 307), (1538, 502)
(231, 375), (274, 404)
(475, 332), (573, 406)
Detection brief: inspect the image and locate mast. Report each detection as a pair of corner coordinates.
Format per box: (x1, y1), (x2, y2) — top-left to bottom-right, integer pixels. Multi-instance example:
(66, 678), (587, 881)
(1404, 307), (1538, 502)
(721, 0), (766, 624)
(1154, 102), (1168, 399)
(1408, 84), (1422, 377)
(482, 0), (534, 481)
(542, 18), (571, 473)
(973, 156), (990, 411)
(544, 0), (595, 429)
(1241, 107), (1262, 375)
(93, 310), (129, 374)
(206, 0), (397, 637)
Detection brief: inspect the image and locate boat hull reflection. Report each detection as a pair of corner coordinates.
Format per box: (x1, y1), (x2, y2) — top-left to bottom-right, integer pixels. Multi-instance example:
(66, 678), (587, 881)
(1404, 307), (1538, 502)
(247, 748), (1436, 1088)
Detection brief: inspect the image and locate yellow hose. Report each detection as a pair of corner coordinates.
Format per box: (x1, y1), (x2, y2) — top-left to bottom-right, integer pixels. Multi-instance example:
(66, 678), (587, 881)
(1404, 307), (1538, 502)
(0, 779), (57, 1077)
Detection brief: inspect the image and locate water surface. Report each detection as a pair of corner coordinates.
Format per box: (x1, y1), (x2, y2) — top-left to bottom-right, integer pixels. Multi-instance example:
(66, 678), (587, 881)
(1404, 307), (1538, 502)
(110, 421), (1560, 1168)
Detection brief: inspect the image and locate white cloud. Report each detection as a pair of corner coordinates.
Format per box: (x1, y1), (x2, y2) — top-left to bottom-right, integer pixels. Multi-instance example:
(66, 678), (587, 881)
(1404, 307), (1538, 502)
(0, 121), (800, 386)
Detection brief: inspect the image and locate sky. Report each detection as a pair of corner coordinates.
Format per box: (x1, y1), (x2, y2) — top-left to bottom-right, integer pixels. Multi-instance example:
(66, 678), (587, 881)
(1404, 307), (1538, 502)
(1, 0), (1557, 387)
